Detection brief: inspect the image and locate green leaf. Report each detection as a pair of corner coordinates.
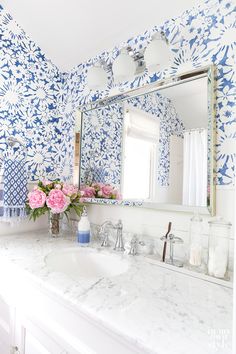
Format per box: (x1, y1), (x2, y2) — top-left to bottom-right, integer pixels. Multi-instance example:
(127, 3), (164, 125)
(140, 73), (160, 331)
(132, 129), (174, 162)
(72, 204), (83, 217)
(28, 206), (48, 222)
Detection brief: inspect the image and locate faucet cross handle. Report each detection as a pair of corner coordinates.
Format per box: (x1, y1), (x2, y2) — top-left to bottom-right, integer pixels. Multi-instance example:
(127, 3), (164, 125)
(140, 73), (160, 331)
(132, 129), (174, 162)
(128, 235), (138, 256)
(160, 233), (184, 268)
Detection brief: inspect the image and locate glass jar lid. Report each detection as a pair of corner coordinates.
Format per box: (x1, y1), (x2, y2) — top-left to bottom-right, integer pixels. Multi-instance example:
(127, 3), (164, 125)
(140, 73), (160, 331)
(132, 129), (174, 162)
(208, 217), (232, 227)
(191, 212), (203, 222)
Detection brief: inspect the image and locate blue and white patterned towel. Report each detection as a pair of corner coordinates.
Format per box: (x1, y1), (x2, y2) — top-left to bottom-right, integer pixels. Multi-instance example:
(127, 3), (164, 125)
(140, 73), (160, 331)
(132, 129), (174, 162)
(0, 165), (3, 217)
(2, 159), (28, 219)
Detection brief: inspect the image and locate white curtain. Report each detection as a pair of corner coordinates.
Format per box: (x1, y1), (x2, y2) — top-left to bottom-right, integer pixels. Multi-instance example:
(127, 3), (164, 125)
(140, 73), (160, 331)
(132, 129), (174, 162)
(182, 129), (208, 207)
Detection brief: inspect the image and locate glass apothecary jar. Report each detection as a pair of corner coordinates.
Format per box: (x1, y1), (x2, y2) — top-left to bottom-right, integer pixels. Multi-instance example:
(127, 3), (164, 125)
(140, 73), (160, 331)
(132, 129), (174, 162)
(188, 213), (205, 271)
(208, 218), (232, 280)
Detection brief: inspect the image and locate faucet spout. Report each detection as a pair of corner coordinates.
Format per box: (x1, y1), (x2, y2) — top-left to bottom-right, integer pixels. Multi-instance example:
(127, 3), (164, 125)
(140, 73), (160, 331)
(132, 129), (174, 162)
(99, 221), (115, 247)
(99, 221), (114, 234)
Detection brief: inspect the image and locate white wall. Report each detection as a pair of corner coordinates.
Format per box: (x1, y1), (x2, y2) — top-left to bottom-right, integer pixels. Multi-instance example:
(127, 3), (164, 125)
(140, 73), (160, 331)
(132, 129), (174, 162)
(0, 216), (47, 236)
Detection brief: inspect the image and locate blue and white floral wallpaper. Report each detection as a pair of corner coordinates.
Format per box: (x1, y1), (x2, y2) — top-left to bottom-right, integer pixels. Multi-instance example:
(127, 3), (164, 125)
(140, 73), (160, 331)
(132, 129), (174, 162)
(80, 93), (183, 188)
(0, 5), (74, 181)
(81, 103), (124, 188)
(0, 0), (235, 186)
(64, 0), (236, 186)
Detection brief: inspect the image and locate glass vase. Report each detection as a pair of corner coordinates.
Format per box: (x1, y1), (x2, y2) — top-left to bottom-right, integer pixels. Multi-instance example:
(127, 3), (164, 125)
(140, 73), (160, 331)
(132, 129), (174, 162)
(49, 212), (62, 237)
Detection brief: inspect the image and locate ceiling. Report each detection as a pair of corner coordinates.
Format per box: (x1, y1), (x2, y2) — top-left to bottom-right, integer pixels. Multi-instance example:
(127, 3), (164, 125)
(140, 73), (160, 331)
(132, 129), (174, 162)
(1, 0), (202, 72)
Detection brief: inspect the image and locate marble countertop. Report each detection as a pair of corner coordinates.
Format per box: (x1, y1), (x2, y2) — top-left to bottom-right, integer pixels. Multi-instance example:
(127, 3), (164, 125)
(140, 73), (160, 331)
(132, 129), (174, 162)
(0, 230), (233, 354)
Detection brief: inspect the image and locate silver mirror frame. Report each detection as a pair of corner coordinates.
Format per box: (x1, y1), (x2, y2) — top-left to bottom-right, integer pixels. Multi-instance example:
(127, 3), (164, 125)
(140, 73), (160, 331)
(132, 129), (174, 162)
(77, 65), (216, 216)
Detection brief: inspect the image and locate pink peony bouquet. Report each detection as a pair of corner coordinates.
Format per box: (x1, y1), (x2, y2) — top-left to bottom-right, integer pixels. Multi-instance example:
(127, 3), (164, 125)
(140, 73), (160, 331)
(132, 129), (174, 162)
(80, 182), (121, 200)
(27, 180), (83, 221)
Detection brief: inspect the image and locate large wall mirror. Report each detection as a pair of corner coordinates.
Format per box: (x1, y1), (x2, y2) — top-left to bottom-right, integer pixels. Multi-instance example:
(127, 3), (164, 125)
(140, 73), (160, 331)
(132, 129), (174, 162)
(76, 66), (215, 215)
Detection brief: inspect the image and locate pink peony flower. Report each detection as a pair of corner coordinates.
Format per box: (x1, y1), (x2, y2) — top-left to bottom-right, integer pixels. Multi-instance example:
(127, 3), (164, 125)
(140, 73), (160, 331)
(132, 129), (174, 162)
(97, 190), (103, 197)
(62, 184), (78, 197)
(54, 184), (62, 190)
(80, 186), (95, 198)
(101, 185), (114, 198)
(28, 189), (46, 209)
(41, 179), (51, 186)
(79, 190), (85, 197)
(113, 190), (122, 200)
(78, 191), (86, 203)
(46, 189), (70, 213)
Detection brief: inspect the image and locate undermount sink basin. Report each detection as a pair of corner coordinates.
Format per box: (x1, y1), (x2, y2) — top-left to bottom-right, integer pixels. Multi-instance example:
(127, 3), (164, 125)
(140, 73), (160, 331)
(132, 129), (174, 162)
(45, 248), (129, 280)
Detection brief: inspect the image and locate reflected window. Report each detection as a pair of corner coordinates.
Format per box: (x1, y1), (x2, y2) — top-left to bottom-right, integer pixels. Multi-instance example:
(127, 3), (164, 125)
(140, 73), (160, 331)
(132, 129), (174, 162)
(122, 108), (159, 200)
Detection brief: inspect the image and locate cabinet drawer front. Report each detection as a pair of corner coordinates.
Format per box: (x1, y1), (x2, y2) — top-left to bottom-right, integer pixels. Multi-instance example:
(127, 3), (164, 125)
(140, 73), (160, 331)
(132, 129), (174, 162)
(15, 315), (69, 354)
(25, 330), (63, 354)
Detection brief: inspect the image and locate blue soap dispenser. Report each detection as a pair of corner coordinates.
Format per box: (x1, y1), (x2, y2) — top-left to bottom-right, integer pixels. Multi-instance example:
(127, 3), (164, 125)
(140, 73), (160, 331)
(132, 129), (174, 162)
(77, 206), (90, 245)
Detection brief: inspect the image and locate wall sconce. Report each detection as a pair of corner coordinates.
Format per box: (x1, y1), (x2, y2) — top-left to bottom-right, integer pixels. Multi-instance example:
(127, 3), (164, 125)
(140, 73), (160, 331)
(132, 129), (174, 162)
(144, 32), (172, 72)
(112, 48), (137, 83)
(87, 63), (108, 90)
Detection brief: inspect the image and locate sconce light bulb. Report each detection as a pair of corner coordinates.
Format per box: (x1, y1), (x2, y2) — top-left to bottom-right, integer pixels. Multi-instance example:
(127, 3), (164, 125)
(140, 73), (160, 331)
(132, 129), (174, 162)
(112, 48), (137, 83)
(144, 32), (172, 72)
(87, 64), (108, 90)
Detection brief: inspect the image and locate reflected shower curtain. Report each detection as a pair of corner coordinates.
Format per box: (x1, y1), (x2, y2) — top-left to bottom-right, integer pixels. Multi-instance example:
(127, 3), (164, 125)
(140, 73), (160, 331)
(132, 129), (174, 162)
(182, 129), (207, 207)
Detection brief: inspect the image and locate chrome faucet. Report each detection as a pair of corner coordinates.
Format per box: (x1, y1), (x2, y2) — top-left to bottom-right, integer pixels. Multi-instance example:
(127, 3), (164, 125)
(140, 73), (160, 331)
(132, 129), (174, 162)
(99, 220), (125, 252)
(128, 235), (138, 255)
(128, 235), (145, 256)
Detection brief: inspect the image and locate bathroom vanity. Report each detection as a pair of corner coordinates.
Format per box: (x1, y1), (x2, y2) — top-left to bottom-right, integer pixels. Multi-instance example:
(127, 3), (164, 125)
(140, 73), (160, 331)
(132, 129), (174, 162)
(0, 231), (232, 354)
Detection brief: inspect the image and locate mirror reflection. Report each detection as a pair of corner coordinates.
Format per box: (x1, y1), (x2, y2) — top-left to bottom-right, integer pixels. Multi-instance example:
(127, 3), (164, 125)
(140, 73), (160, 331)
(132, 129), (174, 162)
(79, 70), (211, 209)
